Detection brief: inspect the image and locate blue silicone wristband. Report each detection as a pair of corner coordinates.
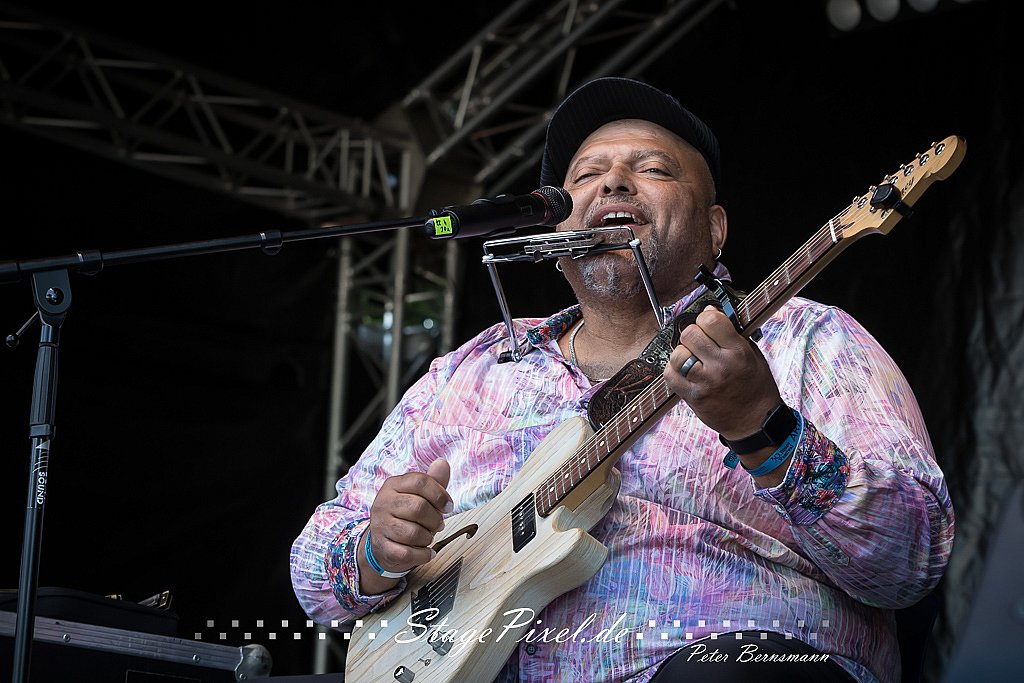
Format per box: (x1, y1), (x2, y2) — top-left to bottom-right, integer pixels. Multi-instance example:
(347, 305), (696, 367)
(364, 529), (410, 579)
(723, 409), (803, 477)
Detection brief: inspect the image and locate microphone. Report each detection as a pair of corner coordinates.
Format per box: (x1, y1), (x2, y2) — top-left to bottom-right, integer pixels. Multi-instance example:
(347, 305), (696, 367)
(423, 186), (572, 240)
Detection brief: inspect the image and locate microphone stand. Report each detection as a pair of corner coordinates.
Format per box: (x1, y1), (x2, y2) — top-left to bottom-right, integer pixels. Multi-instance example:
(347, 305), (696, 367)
(1, 214), (440, 683)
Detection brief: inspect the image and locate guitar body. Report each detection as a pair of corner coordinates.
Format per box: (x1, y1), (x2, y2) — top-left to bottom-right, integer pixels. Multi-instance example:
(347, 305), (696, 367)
(345, 416), (622, 683)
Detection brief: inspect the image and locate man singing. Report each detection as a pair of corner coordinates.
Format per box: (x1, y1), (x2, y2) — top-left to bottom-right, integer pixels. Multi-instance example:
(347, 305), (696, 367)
(291, 77), (954, 682)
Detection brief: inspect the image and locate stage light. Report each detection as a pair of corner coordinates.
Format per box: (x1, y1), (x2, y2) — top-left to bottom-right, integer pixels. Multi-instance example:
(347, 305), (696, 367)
(866, 0), (901, 20)
(825, 0), (984, 35)
(826, 0), (862, 31)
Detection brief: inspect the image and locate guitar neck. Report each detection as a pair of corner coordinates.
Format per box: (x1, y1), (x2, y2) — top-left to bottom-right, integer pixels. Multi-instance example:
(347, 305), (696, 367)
(736, 210), (858, 334)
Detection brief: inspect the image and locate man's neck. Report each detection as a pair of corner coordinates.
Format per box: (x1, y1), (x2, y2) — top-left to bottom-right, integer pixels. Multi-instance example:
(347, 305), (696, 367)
(576, 297), (662, 348)
(558, 291), (671, 381)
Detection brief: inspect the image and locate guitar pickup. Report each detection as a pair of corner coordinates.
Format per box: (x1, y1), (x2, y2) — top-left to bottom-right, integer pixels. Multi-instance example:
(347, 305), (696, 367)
(511, 493), (537, 553)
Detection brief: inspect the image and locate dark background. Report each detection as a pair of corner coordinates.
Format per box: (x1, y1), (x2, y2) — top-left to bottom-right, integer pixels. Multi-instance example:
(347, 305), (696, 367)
(2, 1), (1020, 679)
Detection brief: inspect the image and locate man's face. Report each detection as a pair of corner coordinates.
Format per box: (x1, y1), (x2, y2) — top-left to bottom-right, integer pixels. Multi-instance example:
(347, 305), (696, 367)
(557, 119), (725, 302)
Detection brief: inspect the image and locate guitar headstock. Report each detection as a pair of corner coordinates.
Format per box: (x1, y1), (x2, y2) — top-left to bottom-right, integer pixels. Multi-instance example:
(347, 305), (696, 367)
(839, 135), (966, 240)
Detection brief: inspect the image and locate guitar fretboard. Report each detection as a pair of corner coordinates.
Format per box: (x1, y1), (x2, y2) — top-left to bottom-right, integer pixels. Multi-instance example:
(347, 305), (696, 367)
(738, 206), (854, 330)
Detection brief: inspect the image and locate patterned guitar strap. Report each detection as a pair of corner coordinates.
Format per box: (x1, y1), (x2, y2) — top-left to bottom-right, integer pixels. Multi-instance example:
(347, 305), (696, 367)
(586, 289), (742, 429)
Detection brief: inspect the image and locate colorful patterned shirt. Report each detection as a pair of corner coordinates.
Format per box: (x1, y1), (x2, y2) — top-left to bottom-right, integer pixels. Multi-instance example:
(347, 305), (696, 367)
(290, 275), (954, 683)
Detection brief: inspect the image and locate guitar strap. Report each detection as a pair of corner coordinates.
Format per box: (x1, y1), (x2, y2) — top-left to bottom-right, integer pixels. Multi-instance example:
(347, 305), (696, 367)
(585, 288), (743, 429)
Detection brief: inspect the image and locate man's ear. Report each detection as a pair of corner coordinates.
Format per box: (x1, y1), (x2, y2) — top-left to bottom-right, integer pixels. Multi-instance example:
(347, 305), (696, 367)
(709, 204), (727, 254)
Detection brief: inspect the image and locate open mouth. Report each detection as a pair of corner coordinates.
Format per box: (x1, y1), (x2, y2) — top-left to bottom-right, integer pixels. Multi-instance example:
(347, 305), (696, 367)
(600, 211), (640, 226)
(590, 206), (649, 228)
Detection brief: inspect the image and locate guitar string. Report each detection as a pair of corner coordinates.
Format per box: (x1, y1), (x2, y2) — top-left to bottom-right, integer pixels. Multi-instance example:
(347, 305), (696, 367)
(742, 205), (853, 318)
(536, 374), (670, 513)
(740, 229), (838, 326)
(409, 202), (864, 601)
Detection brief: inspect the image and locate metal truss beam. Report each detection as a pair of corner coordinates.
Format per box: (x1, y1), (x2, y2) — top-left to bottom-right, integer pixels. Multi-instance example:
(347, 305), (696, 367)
(313, 231), (461, 672)
(0, 5), (416, 224)
(401, 0), (730, 193)
(0, 4), (464, 508)
(323, 233), (459, 486)
(0, 3), (463, 492)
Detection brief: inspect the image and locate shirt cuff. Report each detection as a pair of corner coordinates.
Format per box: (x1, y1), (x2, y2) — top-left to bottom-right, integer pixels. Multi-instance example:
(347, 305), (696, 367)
(754, 416), (850, 525)
(326, 517), (407, 614)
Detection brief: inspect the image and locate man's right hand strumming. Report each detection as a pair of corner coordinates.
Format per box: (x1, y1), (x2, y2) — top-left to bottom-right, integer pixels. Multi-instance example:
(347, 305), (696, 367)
(358, 458), (452, 595)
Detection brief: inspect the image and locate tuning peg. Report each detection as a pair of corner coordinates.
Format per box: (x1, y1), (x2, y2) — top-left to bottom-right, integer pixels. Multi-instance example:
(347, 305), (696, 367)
(917, 152), (930, 165)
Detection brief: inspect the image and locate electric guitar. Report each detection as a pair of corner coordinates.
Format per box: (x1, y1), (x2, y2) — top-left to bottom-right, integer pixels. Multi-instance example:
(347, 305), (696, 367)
(345, 136), (966, 682)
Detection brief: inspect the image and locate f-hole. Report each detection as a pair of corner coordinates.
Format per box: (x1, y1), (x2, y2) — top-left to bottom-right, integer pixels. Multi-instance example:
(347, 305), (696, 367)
(431, 524), (478, 554)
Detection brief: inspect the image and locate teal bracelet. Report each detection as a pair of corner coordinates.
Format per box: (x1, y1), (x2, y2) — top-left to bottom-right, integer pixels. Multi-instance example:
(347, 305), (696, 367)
(364, 529), (410, 579)
(723, 409), (803, 477)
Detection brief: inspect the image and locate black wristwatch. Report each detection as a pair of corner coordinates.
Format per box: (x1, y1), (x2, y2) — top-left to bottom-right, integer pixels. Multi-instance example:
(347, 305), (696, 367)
(719, 402), (798, 455)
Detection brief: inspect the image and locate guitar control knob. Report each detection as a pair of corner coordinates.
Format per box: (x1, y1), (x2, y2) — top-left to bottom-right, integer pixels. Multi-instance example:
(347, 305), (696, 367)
(394, 665), (415, 682)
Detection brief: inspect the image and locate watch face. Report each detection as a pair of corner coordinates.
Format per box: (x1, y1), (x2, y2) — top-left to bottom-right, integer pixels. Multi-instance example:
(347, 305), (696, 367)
(764, 405), (797, 445)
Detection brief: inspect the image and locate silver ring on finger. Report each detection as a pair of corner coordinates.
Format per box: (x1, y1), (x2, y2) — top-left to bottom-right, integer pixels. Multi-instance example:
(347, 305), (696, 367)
(679, 354), (700, 378)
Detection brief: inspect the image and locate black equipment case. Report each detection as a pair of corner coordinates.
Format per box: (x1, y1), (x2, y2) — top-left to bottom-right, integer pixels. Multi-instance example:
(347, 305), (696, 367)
(1, 587), (272, 682)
